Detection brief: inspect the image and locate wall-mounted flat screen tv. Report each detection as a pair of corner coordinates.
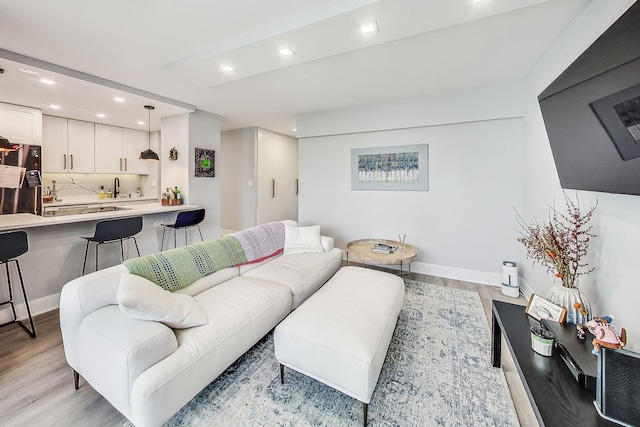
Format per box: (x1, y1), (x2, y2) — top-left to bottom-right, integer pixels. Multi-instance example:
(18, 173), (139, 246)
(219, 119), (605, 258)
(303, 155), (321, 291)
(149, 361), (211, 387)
(538, 1), (640, 196)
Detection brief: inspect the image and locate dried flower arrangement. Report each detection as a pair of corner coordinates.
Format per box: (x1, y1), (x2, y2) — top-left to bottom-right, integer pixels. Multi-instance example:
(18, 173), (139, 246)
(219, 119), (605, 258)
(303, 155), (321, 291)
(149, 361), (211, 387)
(515, 194), (597, 289)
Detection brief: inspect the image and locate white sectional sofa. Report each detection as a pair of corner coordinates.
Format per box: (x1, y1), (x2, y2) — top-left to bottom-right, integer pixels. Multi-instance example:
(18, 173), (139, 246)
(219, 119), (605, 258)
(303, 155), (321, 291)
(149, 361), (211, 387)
(59, 221), (343, 427)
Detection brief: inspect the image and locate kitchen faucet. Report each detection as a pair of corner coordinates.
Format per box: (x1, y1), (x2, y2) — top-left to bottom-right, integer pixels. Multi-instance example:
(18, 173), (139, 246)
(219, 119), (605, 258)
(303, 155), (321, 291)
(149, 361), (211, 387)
(114, 177), (120, 199)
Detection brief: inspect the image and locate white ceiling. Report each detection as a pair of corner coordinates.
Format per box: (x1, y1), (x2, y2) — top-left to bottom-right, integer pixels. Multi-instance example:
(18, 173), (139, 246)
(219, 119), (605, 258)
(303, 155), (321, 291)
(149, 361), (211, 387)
(0, 0), (589, 135)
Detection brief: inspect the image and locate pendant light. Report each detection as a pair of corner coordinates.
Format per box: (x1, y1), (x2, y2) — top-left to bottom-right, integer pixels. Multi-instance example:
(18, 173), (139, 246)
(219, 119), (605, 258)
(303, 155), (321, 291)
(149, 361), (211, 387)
(0, 136), (19, 152)
(139, 105), (159, 161)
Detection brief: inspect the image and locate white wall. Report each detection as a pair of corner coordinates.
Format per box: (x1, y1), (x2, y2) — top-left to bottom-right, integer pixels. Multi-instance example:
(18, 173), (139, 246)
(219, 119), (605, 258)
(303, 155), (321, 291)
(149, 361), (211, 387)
(297, 82), (525, 284)
(161, 114), (190, 200)
(523, 0), (639, 351)
(161, 110), (221, 241)
(220, 128), (257, 231)
(187, 110), (221, 240)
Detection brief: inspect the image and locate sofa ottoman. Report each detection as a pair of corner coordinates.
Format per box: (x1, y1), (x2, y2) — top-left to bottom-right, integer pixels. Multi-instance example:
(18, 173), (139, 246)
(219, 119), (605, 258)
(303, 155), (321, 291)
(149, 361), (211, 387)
(273, 266), (405, 426)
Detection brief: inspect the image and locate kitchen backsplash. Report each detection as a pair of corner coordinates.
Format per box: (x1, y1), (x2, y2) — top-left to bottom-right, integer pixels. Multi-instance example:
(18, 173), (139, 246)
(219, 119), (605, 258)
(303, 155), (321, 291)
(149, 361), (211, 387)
(42, 173), (155, 201)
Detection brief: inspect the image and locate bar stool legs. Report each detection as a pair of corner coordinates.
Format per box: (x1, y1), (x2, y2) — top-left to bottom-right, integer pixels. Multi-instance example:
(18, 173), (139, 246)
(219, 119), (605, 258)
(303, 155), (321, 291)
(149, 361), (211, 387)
(0, 258), (36, 338)
(82, 237), (141, 275)
(160, 209), (206, 251)
(81, 217), (144, 275)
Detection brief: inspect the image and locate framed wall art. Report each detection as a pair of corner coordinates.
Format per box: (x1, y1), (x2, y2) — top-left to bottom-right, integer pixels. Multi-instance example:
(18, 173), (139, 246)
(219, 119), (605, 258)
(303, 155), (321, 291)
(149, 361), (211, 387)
(195, 148), (215, 178)
(351, 144), (428, 191)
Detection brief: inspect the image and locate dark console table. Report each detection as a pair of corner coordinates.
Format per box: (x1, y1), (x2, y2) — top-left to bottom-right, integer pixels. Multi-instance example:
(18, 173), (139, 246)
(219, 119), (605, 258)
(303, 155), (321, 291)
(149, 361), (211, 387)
(492, 301), (615, 426)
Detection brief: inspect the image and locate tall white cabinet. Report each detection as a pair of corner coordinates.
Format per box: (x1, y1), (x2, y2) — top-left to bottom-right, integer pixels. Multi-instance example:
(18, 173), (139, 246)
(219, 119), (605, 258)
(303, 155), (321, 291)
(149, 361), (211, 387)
(42, 116), (95, 173)
(220, 127), (298, 231)
(256, 128), (298, 224)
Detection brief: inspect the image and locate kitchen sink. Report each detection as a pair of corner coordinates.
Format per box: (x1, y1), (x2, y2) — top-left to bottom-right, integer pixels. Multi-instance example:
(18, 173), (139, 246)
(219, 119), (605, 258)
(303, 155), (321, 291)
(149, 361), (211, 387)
(43, 205), (131, 217)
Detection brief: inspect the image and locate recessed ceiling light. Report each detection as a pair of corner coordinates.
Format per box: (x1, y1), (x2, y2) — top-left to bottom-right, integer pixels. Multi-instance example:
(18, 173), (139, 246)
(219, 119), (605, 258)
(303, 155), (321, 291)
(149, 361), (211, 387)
(474, 0), (485, 2)
(220, 65), (235, 72)
(278, 47), (296, 56)
(137, 121), (145, 125)
(19, 68), (39, 75)
(113, 96), (125, 102)
(49, 104), (60, 109)
(360, 21), (378, 34)
(39, 78), (55, 85)
(293, 128), (297, 132)
(96, 113), (106, 118)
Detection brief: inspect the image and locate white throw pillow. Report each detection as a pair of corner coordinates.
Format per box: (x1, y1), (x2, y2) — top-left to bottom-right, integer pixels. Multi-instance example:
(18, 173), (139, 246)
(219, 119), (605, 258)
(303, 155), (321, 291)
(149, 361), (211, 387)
(283, 224), (325, 256)
(117, 273), (208, 329)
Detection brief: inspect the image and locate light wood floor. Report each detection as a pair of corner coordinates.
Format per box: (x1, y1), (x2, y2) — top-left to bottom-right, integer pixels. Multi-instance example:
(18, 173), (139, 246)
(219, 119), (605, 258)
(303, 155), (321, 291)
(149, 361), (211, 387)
(0, 268), (537, 427)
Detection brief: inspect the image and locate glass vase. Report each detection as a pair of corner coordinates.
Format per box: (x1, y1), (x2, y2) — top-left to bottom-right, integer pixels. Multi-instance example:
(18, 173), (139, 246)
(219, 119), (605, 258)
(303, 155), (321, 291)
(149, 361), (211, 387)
(546, 285), (592, 324)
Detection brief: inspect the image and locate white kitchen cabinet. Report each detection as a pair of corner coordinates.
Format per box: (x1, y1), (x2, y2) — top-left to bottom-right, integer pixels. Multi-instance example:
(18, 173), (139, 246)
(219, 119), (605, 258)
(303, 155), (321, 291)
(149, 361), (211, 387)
(94, 124), (123, 173)
(42, 116), (67, 172)
(95, 124), (148, 174)
(0, 103), (42, 145)
(122, 129), (148, 174)
(66, 120), (95, 173)
(42, 116), (94, 173)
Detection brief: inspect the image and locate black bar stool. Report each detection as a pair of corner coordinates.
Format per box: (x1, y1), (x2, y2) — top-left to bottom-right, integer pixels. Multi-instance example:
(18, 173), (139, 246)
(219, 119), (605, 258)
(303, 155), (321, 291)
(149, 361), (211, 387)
(0, 231), (36, 338)
(161, 209), (205, 251)
(82, 216), (143, 275)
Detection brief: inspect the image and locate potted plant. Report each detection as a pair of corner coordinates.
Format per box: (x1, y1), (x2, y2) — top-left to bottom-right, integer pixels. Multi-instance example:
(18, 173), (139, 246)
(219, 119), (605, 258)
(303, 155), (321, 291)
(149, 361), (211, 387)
(516, 194), (597, 324)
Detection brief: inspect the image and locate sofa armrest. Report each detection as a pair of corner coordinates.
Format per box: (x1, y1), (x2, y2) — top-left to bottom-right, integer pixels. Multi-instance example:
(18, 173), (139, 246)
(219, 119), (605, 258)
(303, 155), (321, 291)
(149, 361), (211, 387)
(75, 305), (178, 418)
(60, 264), (128, 369)
(320, 235), (335, 252)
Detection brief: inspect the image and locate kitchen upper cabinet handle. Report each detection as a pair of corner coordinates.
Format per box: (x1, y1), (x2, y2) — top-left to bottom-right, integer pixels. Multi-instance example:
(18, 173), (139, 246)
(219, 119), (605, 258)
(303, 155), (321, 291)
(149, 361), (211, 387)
(295, 179), (299, 196)
(70, 154), (74, 170)
(272, 179), (275, 198)
(124, 158), (128, 171)
(63, 154), (67, 170)
(119, 158), (123, 171)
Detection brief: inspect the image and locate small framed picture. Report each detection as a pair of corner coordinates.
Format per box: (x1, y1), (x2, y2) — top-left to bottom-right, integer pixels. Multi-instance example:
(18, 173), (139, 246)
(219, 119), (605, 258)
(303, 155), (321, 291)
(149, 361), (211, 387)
(525, 294), (567, 323)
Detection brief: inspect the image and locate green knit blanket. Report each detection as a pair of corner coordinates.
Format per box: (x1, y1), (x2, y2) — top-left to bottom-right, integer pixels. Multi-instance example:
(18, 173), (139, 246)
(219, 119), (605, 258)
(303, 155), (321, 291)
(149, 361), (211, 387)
(123, 221), (285, 291)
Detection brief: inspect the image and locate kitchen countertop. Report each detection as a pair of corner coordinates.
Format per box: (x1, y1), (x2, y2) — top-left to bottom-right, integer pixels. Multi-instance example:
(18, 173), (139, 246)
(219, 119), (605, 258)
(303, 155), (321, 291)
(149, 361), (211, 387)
(0, 202), (197, 232)
(43, 195), (159, 207)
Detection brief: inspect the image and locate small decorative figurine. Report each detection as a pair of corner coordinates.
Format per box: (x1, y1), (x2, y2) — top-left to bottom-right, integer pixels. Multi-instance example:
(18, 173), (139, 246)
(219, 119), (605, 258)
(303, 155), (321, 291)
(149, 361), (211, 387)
(585, 316), (627, 354)
(169, 147), (178, 161)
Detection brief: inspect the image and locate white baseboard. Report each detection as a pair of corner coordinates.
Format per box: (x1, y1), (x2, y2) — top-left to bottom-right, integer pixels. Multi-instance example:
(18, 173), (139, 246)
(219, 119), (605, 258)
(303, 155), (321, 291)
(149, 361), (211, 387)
(518, 277), (533, 299)
(0, 293), (60, 324)
(342, 254), (538, 295)
(410, 261), (502, 287)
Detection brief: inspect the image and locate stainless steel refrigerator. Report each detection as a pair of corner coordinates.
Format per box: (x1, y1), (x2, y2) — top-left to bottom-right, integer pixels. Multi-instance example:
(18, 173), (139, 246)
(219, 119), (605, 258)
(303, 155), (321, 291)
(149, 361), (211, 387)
(0, 144), (42, 215)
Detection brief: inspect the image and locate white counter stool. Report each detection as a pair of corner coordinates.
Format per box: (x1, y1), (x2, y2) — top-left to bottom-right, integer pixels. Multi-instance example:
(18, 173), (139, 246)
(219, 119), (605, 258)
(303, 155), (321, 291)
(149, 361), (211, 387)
(0, 231), (36, 338)
(161, 208), (205, 250)
(82, 216), (143, 275)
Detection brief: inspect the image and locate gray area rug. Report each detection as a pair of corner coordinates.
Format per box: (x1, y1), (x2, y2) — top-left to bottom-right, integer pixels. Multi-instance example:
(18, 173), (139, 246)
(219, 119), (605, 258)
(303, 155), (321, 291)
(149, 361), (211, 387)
(145, 281), (519, 426)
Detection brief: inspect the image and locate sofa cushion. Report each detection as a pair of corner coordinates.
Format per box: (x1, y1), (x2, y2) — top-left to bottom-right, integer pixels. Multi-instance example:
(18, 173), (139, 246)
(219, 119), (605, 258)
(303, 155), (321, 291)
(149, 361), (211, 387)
(173, 266), (239, 297)
(284, 224), (325, 255)
(117, 273), (208, 329)
(129, 276), (292, 426)
(243, 248), (344, 308)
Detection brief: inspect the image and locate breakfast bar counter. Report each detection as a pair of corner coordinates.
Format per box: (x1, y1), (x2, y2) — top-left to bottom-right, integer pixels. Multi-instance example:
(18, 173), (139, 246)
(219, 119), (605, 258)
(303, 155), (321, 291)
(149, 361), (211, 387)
(0, 202), (197, 231)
